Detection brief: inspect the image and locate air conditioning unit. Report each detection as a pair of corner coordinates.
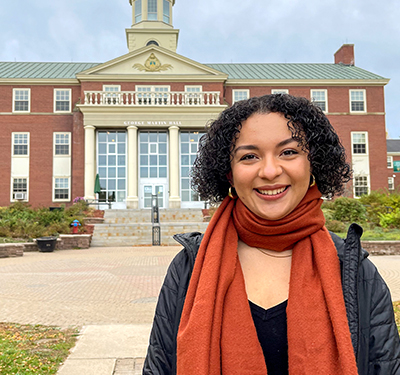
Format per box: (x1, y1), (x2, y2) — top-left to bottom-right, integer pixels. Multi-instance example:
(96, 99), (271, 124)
(14, 193), (26, 200)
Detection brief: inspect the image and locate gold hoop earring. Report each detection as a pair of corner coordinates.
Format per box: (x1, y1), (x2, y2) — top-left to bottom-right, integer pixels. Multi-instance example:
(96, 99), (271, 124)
(310, 174), (316, 187)
(228, 186), (236, 199)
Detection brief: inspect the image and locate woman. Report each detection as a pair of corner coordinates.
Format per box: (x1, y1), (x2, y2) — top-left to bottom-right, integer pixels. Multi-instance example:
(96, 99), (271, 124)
(143, 94), (400, 374)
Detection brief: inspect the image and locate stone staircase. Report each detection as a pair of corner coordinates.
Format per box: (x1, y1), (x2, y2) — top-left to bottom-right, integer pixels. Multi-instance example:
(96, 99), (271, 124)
(91, 208), (209, 246)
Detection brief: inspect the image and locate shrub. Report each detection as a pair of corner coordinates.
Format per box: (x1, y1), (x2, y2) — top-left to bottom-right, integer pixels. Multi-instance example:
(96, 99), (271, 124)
(359, 190), (392, 225)
(332, 197), (367, 223)
(0, 200), (92, 240)
(325, 219), (347, 233)
(379, 208), (400, 229)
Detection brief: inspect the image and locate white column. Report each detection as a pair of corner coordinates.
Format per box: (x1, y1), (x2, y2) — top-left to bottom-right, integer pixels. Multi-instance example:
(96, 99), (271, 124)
(84, 125), (96, 200)
(126, 125), (139, 209)
(168, 125), (181, 208)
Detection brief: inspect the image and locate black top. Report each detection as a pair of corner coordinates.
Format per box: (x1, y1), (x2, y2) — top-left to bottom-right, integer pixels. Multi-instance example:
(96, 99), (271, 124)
(249, 299), (289, 375)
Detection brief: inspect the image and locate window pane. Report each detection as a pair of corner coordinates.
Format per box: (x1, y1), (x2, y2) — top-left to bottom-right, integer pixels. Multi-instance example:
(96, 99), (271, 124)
(150, 167), (158, 178)
(159, 167), (167, 178)
(108, 155), (116, 166)
(159, 143), (167, 154)
(140, 155), (148, 166)
(108, 167), (116, 178)
(99, 143), (107, 154)
(117, 132), (126, 142)
(98, 132), (107, 142)
(118, 167), (126, 177)
(140, 167), (148, 178)
(99, 167), (107, 178)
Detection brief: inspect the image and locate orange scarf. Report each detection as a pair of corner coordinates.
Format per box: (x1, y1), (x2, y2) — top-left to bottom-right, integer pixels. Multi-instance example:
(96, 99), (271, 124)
(177, 186), (358, 374)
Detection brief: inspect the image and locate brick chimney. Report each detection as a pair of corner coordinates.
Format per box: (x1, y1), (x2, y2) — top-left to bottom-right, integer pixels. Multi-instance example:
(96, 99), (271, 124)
(334, 44), (355, 66)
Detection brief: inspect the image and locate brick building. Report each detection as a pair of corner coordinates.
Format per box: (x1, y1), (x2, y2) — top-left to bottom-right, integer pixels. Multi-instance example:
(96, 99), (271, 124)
(0, 0), (390, 209)
(387, 139), (400, 191)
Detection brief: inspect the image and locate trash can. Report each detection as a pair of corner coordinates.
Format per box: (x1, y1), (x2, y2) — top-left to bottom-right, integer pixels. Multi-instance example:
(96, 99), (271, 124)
(36, 236), (57, 252)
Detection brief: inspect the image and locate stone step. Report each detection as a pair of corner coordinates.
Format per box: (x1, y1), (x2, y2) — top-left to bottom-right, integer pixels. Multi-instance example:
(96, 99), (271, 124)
(91, 222), (208, 247)
(103, 208), (205, 224)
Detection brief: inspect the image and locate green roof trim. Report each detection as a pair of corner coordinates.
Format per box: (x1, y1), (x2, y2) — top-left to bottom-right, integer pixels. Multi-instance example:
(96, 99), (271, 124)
(0, 62), (100, 79)
(0, 61), (387, 81)
(205, 63), (387, 80)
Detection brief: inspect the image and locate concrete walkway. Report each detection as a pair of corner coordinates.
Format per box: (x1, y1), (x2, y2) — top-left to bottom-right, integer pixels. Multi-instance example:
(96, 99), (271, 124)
(0, 247), (399, 375)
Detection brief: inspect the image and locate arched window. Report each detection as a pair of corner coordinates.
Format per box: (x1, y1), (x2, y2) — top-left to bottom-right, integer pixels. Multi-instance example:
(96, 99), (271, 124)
(146, 40), (160, 46)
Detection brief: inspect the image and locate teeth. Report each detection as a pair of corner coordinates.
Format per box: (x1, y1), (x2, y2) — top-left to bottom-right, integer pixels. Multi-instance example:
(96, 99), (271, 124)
(258, 187), (286, 196)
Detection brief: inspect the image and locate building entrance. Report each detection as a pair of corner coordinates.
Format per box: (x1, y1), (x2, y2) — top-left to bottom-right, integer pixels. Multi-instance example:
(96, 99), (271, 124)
(138, 131), (168, 208)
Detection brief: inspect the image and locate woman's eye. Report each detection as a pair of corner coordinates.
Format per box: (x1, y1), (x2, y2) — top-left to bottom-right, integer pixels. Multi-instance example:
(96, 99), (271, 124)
(282, 149), (298, 156)
(240, 154), (257, 161)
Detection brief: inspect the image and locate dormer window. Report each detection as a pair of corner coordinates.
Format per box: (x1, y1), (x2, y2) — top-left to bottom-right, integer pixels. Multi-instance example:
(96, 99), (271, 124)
(135, 0), (142, 23)
(148, 0), (157, 20)
(163, 0), (170, 23)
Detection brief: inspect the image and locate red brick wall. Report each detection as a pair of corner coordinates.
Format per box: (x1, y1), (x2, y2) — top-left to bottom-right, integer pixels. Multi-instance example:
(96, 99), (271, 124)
(334, 44), (355, 65)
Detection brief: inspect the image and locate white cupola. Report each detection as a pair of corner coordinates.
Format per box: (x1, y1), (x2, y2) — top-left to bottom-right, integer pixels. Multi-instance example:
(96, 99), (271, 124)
(126, 0), (179, 52)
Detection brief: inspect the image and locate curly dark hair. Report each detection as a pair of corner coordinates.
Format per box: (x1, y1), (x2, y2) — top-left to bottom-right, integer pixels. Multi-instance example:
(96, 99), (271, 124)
(191, 94), (352, 203)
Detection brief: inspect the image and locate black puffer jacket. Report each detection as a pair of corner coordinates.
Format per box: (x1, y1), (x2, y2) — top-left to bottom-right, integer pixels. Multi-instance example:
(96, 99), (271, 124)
(143, 224), (400, 374)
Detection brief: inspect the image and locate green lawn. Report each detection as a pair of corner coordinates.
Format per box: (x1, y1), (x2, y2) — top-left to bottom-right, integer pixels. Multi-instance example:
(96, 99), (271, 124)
(0, 323), (78, 374)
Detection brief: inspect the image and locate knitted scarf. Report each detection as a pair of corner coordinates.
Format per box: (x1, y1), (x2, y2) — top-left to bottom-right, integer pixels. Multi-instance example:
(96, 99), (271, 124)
(177, 186), (358, 374)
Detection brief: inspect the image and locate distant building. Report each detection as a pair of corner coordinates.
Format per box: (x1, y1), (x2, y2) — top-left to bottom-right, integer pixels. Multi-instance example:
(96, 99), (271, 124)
(387, 139), (400, 191)
(0, 0), (390, 209)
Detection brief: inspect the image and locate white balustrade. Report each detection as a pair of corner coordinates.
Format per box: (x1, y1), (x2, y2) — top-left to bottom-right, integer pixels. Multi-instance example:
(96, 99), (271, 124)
(82, 91), (221, 106)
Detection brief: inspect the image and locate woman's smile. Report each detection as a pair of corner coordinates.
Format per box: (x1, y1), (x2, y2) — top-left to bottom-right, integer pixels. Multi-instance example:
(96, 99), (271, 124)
(230, 112), (311, 221)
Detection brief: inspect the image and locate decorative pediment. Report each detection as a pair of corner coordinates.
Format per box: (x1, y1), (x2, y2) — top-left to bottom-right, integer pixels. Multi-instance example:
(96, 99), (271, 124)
(77, 45), (227, 80)
(133, 53), (173, 72)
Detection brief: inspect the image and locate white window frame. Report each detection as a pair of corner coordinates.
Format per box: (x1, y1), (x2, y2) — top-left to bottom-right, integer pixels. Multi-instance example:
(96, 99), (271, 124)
(103, 85), (121, 105)
(351, 132), (368, 155)
(54, 89), (71, 113)
(163, 0), (170, 23)
(12, 132), (30, 157)
(148, 0), (158, 20)
(185, 85), (202, 105)
(11, 177), (29, 202)
(350, 89), (366, 113)
(136, 85), (170, 105)
(388, 156), (394, 169)
(232, 89), (249, 104)
(271, 89), (289, 94)
(53, 177), (70, 202)
(311, 89), (328, 112)
(388, 177), (395, 190)
(135, 0), (142, 23)
(54, 132), (71, 157)
(354, 175), (369, 198)
(13, 88), (31, 113)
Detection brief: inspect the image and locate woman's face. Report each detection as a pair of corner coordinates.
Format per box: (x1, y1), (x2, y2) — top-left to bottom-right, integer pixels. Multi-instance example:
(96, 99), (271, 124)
(230, 112), (311, 221)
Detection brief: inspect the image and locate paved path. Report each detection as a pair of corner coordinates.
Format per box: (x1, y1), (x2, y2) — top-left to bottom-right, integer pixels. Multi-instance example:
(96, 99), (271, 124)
(0, 248), (399, 375)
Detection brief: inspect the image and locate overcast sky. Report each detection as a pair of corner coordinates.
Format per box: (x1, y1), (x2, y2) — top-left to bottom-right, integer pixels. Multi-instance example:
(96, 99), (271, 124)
(0, 0), (399, 137)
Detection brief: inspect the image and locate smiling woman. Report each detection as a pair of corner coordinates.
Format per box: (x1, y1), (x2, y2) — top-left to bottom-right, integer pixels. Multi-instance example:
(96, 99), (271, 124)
(230, 112), (311, 221)
(143, 94), (400, 375)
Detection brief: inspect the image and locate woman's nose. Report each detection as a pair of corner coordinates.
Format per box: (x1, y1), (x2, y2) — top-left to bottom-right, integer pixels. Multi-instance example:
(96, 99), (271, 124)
(258, 157), (283, 180)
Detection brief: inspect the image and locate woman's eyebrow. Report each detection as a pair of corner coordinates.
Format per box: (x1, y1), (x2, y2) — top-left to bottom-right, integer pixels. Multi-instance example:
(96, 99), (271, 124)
(233, 145), (259, 154)
(233, 138), (296, 154)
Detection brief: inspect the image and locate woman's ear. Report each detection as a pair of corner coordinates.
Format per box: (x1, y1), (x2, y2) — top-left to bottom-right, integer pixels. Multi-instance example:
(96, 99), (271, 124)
(226, 171), (234, 186)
